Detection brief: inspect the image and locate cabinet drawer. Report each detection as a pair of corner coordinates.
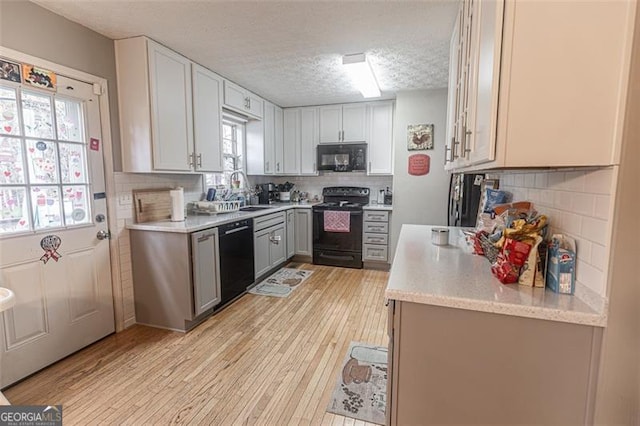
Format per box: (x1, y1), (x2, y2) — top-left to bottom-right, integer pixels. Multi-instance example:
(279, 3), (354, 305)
(363, 244), (388, 262)
(364, 233), (388, 245)
(254, 211), (285, 231)
(364, 221), (388, 234)
(364, 210), (389, 222)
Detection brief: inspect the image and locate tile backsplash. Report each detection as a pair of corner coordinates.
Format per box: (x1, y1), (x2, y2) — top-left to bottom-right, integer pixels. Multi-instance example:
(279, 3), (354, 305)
(249, 174), (393, 203)
(495, 167), (616, 297)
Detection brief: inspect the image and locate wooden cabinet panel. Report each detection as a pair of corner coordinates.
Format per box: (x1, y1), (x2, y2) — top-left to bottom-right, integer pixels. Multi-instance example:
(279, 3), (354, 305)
(283, 108), (300, 174)
(342, 104), (367, 142)
(286, 210), (295, 259)
(191, 228), (221, 316)
(294, 209), (312, 256)
(319, 105), (342, 143)
(192, 64), (223, 172)
(254, 228), (272, 278)
(300, 107), (319, 175)
(367, 102), (394, 175)
(147, 41), (193, 171)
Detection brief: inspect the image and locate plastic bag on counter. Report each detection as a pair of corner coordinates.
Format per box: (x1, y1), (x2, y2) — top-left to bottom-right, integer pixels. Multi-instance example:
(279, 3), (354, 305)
(482, 189), (510, 213)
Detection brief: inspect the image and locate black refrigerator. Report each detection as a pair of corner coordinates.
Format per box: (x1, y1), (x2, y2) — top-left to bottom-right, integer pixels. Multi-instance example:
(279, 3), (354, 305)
(448, 173), (484, 227)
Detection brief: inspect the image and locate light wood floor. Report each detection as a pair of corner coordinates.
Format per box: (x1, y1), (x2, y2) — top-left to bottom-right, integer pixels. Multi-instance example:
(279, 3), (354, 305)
(4, 263), (389, 425)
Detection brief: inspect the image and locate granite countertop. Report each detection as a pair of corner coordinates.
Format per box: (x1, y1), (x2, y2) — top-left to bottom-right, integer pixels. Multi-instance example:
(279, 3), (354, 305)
(126, 202), (314, 233)
(386, 224), (607, 327)
(363, 204), (393, 211)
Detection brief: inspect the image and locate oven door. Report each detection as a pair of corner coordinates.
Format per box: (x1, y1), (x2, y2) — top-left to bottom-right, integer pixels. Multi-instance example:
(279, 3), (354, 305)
(312, 209), (363, 268)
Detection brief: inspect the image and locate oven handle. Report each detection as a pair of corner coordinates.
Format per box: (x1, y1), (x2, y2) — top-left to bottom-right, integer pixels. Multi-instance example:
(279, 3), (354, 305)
(313, 210), (364, 216)
(319, 253), (356, 261)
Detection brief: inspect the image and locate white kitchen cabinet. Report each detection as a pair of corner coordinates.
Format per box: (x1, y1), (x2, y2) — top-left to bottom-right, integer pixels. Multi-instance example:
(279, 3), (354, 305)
(247, 101), (283, 175)
(286, 210), (295, 259)
(367, 101), (394, 175)
(283, 108), (301, 174)
(191, 228), (221, 315)
(445, 0), (635, 171)
(319, 103), (367, 143)
(223, 80), (263, 119)
(282, 107), (319, 175)
(129, 228), (221, 331)
(254, 212), (287, 280)
(294, 209), (313, 256)
(300, 107), (319, 175)
(116, 37), (194, 172)
(192, 64), (224, 172)
(363, 210), (391, 266)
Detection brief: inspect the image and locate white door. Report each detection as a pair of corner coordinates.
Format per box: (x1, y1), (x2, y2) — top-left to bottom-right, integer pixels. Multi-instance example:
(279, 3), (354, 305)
(274, 106), (284, 174)
(192, 64), (223, 172)
(263, 101), (276, 175)
(0, 75), (115, 387)
(342, 104), (367, 142)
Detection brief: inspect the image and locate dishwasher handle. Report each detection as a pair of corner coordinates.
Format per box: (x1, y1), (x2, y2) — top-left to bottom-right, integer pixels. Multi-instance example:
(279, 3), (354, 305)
(224, 225), (250, 235)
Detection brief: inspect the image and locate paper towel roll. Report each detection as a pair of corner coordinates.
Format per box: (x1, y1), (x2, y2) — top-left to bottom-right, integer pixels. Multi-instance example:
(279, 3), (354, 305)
(170, 187), (185, 222)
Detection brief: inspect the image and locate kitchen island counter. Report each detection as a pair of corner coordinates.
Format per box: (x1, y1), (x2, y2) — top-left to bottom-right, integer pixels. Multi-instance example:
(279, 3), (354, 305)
(386, 225), (606, 327)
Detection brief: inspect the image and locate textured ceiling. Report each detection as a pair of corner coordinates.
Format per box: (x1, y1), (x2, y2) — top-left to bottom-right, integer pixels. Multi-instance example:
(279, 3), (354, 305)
(32, 0), (458, 107)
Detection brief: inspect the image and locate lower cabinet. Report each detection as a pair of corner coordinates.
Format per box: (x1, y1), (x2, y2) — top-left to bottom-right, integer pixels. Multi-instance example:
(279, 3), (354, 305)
(387, 301), (602, 425)
(286, 209), (295, 259)
(254, 212), (287, 279)
(363, 210), (391, 265)
(294, 209), (313, 256)
(130, 228), (221, 332)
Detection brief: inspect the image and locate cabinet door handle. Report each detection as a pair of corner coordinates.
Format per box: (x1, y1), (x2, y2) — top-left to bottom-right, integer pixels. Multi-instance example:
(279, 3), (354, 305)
(188, 152), (194, 167)
(266, 161), (270, 172)
(197, 153), (202, 168)
(276, 162), (280, 172)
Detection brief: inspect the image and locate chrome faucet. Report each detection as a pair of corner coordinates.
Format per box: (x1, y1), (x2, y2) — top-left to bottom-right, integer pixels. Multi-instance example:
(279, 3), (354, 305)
(229, 170), (253, 199)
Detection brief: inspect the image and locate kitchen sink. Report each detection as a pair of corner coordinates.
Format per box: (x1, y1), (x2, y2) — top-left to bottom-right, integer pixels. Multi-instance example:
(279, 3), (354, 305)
(239, 206), (274, 212)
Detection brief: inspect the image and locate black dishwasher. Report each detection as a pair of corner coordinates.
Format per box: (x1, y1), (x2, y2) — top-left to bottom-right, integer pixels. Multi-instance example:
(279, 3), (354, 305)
(218, 219), (255, 306)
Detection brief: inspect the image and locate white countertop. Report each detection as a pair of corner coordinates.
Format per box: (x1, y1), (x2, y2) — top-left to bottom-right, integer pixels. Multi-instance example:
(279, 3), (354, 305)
(127, 203), (314, 233)
(386, 225), (607, 327)
(363, 204), (393, 211)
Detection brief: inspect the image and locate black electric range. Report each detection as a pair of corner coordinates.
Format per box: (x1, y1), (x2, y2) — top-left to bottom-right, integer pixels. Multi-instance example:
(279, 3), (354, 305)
(312, 187), (370, 269)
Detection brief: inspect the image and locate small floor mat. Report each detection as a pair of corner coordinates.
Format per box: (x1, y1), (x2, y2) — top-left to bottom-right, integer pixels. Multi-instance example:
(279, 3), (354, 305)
(248, 268), (313, 298)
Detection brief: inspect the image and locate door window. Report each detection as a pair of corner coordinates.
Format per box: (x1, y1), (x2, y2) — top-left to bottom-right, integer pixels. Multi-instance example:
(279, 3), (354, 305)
(0, 84), (91, 235)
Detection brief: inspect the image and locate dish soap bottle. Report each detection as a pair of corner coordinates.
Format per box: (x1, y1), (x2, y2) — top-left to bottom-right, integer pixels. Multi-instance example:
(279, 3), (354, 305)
(377, 189), (385, 204)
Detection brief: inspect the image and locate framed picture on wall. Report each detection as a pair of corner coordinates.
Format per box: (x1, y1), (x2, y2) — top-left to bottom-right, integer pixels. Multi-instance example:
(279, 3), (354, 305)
(407, 124), (434, 151)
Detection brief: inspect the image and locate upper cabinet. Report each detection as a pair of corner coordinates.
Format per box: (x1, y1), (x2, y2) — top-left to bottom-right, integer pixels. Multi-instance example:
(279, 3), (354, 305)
(116, 37), (223, 173)
(446, 0), (636, 171)
(282, 108), (301, 174)
(367, 101), (394, 175)
(282, 107), (319, 176)
(247, 101), (283, 175)
(192, 64), (224, 172)
(223, 80), (264, 119)
(319, 104), (367, 143)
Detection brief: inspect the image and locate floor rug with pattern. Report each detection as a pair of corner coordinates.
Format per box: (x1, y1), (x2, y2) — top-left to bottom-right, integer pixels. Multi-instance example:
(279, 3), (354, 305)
(248, 268), (313, 298)
(327, 341), (388, 425)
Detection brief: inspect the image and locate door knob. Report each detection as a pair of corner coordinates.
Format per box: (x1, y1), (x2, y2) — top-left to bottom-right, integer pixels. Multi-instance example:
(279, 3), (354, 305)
(96, 230), (111, 240)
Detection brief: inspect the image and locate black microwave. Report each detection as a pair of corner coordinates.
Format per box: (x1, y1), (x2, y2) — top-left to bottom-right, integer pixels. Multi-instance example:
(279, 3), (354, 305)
(317, 143), (367, 172)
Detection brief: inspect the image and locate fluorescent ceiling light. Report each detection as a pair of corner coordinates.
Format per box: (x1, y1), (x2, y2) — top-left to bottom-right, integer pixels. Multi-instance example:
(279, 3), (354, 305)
(342, 53), (381, 98)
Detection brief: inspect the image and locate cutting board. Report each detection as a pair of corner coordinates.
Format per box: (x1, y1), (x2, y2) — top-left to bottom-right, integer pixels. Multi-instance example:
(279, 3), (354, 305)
(133, 188), (173, 223)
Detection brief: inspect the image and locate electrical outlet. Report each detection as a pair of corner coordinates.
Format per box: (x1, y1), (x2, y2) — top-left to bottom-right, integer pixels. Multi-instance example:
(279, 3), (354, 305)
(119, 193), (132, 205)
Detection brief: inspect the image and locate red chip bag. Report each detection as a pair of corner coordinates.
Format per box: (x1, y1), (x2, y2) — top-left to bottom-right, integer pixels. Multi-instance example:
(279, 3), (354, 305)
(503, 238), (532, 267)
(491, 255), (520, 284)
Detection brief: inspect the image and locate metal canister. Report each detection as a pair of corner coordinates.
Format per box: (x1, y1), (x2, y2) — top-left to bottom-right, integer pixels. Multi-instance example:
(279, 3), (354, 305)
(431, 228), (449, 246)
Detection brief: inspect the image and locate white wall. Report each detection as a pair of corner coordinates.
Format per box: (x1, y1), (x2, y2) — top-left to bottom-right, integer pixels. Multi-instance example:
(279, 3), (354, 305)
(390, 89), (450, 259)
